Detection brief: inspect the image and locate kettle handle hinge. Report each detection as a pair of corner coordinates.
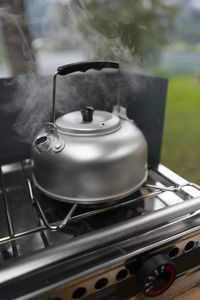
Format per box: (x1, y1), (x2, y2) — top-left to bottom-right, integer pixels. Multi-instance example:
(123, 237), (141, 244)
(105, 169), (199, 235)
(44, 122), (65, 153)
(112, 106), (134, 123)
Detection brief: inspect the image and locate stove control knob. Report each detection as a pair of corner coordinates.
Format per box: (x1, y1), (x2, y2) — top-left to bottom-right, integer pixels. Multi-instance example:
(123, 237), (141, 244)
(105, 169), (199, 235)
(137, 255), (176, 297)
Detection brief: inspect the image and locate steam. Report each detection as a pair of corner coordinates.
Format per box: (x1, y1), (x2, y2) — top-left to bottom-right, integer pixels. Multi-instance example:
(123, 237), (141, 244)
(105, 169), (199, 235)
(0, 0), (144, 143)
(0, 4), (36, 75)
(0, 8), (26, 45)
(53, 0), (136, 62)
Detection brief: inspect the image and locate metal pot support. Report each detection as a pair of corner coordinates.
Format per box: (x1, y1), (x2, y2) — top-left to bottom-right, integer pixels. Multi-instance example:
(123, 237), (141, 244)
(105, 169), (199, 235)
(27, 179), (200, 231)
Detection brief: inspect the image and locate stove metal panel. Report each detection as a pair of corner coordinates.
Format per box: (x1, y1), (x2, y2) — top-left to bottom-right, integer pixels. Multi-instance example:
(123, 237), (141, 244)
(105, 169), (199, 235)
(0, 160), (200, 300)
(0, 73), (168, 167)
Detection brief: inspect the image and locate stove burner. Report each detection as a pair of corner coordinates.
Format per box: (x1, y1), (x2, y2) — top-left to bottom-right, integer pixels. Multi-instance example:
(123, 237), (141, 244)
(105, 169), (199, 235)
(1, 160), (200, 300)
(0, 159), (200, 261)
(35, 189), (143, 233)
(31, 179), (198, 233)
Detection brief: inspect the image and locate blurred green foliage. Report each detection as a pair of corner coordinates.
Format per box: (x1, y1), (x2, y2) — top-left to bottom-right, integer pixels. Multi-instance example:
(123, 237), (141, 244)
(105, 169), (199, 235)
(58, 0), (179, 62)
(161, 76), (200, 184)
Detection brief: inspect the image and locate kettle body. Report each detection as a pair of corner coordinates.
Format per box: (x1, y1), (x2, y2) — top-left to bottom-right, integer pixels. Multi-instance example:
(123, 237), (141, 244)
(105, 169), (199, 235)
(31, 61), (148, 205)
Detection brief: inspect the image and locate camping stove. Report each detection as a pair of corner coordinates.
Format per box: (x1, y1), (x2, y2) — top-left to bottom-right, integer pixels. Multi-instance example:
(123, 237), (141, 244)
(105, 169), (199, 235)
(0, 159), (200, 300)
(0, 73), (200, 300)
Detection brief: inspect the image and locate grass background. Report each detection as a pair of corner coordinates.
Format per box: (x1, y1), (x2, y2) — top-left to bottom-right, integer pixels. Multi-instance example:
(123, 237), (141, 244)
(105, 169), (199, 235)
(161, 76), (200, 184)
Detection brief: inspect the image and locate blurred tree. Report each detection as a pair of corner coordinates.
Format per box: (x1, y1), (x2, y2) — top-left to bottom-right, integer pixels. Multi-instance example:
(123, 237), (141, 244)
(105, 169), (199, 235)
(58, 0), (179, 63)
(0, 0), (37, 76)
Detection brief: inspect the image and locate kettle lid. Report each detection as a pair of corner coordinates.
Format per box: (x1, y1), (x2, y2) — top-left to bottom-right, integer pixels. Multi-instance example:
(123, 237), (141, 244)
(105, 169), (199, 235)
(56, 107), (121, 135)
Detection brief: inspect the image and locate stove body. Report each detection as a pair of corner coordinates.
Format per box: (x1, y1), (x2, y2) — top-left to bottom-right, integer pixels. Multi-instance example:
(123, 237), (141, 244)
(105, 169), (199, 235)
(0, 73), (200, 300)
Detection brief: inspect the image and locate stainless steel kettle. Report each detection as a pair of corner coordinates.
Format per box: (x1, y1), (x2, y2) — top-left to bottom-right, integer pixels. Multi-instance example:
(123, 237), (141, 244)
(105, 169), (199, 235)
(32, 61), (148, 205)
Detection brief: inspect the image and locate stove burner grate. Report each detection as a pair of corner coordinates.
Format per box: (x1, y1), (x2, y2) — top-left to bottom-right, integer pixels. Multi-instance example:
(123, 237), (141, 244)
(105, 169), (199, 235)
(0, 159), (200, 262)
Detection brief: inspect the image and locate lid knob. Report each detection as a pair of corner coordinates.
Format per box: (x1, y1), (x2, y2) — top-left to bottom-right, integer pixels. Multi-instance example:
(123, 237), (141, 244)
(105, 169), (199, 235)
(81, 107), (94, 122)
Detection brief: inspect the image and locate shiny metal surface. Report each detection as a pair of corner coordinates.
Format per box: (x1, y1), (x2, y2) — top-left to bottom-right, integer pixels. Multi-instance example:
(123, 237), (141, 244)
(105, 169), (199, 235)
(1, 181), (200, 284)
(1, 200), (200, 295)
(32, 116), (148, 204)
(32, 63), (148, 204)
(0, 161), (200, 300)
(31, 183), (174, 231)
(31, 181), (199, 232)
(0, 160), (70, 257)
(56, 110), (121, 135)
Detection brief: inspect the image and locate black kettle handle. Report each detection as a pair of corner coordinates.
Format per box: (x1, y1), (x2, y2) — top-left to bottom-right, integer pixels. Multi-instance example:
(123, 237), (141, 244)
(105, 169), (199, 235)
(57, 61), (119, 76)
(52, 61), (120, 123)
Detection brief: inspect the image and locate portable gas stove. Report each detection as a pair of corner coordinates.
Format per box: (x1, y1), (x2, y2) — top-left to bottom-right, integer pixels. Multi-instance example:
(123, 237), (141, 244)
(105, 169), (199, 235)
(0, 159), (200, 300)
(0, 73), (200, 300)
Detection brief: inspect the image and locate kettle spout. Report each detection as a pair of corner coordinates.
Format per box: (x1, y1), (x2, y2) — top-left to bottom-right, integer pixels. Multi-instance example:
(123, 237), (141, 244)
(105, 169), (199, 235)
(34, 135), (51, 153)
